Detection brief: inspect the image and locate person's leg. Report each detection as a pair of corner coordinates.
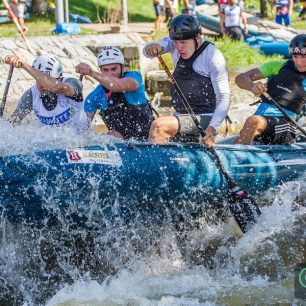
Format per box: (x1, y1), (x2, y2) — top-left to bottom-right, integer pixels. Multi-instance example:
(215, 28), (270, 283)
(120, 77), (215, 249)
(275, 14), (283, 25)
(16, 3), (26, 31)
(283, 13), (291, 26)
(154, 4), (162, 31)
(227, 27), (243, 41)
(234, 115), (268, 145)
(149, 115), (179, 143)
(299, 7), (306, 18)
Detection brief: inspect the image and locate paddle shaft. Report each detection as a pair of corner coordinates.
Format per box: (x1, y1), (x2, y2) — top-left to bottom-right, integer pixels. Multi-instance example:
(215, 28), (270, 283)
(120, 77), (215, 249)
(158, 55), (262, 232)
(158, 55), (236, 186)
(261, 92), (306, 137)
(0, 65), (14, 117)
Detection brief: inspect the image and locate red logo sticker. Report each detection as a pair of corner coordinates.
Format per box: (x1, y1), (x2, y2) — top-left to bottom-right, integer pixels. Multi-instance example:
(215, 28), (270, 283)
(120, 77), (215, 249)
(67, 150), (81, 162)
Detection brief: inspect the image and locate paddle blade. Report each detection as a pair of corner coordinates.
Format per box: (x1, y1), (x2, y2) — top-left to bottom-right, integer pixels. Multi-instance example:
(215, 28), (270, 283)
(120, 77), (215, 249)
(227, 186), (261, 233)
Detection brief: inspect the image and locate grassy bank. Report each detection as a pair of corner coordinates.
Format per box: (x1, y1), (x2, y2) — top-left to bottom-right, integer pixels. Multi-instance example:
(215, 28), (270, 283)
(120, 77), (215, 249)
(153, 30), (283, 72)
(214, 37), (283, 71)
(0, 0), (294, 72)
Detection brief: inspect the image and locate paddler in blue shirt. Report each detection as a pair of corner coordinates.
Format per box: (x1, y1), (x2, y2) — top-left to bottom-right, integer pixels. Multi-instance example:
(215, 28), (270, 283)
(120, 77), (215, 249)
(75, 46), (153, 141)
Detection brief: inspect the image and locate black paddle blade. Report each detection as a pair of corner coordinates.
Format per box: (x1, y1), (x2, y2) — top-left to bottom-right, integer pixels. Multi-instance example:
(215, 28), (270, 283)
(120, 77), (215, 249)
(227, 186), (261, 233)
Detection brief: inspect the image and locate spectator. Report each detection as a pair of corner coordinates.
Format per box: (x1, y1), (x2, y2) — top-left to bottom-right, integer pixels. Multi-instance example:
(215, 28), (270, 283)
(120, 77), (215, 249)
(271, 0), (293, 26)
(153, 0), (165, 32)
(8, 0), (28, 32)
(220, 0), (248, 41)
(165, 0), (177, 22)
(298, 0), (306, 20)
(182, 0), (197, 15)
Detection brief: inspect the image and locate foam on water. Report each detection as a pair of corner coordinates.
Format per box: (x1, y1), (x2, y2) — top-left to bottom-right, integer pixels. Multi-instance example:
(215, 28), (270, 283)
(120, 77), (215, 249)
(0, 120), (305, 306)
(43, 181), (305, 306)
(0, 118), (124, 157)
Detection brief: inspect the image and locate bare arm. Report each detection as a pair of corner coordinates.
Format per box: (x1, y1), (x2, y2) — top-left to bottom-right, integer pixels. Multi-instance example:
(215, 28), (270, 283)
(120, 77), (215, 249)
(90, 70), (138, 92)
(4, 55), (76, 97)
(10, 88), (33, 124)
(75, 63), (139, 92)
(235, 68), (267, 95)
(241, 12), (248, 32)
(220, 13), (225, 34)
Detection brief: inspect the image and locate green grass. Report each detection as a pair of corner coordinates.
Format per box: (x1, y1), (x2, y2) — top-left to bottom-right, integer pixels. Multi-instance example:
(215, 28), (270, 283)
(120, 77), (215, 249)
(68, 0), (155, 23)
(213, 36), (283, 71)
(0, 17), (103, 37)
(152, 30), (283, 72)
(0, 0), (299, 71)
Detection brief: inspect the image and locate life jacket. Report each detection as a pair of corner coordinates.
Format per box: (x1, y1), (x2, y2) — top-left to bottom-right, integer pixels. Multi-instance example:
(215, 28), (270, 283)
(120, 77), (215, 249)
(171, 41), (216, 114)
(31, 78), (87, 127)
(100, 89), (153, 141)
(224, 5), (241, 28)
(262, 60), (306, 115)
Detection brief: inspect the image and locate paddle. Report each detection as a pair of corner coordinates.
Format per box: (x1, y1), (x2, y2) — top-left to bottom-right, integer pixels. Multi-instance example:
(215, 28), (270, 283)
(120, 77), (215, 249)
(261, 92), (306, 137)
(0, 65), (14, 118)
(158, 55), (261, 233)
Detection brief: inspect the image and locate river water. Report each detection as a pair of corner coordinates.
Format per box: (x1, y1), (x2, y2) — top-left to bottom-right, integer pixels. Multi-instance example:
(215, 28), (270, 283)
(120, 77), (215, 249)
(0, 119), (305, 306)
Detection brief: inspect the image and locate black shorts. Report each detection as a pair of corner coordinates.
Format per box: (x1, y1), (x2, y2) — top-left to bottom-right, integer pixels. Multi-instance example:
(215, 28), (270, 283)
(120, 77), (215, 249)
(254, 116), (296, 145)
(225, 26), (243, 41)
(170, 114), (211, 142)
(154, 3), (164, 17)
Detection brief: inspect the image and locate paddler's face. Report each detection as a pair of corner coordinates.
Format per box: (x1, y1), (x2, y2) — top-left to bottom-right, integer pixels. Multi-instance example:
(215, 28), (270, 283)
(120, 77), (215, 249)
(100, 63), (122, 78)
(293, 54), (306, 72)
(174, 34), (201, 59)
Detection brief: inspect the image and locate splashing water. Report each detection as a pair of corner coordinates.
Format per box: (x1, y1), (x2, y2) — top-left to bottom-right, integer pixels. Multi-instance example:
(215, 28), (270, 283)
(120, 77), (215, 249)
(0, 120), (305, 305)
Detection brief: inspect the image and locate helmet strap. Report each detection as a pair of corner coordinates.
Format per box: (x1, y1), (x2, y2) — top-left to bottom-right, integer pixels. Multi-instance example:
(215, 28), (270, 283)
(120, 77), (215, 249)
(194, 37), (199, 53)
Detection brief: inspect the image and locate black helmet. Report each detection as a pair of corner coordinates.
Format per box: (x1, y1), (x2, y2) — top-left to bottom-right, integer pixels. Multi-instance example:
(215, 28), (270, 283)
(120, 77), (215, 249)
(169, 14), (201, 40)
(289, 34), (306, 55)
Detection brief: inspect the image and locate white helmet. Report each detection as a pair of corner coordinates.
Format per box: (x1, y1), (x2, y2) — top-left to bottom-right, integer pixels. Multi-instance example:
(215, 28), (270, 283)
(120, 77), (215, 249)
(32, 55), (63, 78)
(97, 46), (125, 67)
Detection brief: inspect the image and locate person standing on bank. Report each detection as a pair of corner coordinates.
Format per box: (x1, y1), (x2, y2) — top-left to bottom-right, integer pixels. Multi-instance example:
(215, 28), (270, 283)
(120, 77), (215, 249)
(271, 0), (293, 26)
(8, 0), (28, 32)
(234, 34), (306, 145)
(153, 0), (165, 32)
(220, 0), (248, 41)
(4, 54), (87, 129)
(143, 14), (230, 147)
(76, 46), (153, 141)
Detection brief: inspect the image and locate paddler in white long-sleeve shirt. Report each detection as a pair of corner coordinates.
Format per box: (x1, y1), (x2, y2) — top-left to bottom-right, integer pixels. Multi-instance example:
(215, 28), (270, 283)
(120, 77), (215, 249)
(143, 14), (230, 147)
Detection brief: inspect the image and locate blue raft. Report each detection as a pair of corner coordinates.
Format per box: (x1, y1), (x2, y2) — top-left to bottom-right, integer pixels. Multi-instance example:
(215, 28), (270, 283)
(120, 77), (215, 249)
(1, 140), (305, 225)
